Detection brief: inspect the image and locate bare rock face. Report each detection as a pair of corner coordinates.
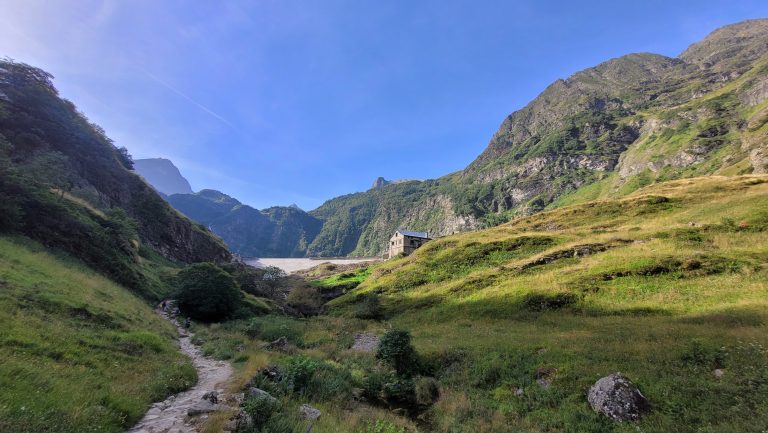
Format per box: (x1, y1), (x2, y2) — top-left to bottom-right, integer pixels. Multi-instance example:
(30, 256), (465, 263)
(587, 373), (650, 422)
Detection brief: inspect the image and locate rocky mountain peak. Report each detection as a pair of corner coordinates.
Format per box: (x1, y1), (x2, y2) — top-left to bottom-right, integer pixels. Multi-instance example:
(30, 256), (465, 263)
(133, 158), (193, 196)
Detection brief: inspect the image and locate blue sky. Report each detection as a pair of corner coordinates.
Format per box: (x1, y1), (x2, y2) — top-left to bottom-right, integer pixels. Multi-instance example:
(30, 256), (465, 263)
(1, 1), (767, 209)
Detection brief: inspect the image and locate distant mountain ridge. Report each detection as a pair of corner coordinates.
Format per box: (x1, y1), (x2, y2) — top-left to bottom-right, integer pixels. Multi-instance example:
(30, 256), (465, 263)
(165, 189), (323, 257)
(141, 19), (768, 257)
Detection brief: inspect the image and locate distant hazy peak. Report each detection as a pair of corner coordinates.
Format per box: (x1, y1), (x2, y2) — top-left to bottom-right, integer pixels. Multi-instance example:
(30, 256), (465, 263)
(133, 158), (193, 196)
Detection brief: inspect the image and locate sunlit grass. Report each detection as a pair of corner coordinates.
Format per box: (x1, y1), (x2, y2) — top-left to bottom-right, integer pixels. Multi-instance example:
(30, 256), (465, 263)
(0, 236), (195, 433)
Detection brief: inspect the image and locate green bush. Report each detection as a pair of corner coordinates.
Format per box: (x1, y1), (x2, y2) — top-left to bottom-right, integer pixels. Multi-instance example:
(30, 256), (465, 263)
(286, 285), (324, 316)
(522, 292), (578, 312)
(376, 329), (419, 376)
(414, 376), (440, 406)
(358, 420), (405, 433)
(284, 355), (320, 394)
(175, 263), (241, 321)
(241, 394), (280, 428)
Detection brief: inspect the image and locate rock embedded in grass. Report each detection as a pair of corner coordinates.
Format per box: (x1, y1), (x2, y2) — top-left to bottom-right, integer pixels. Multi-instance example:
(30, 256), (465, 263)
(247, 387), (277, 403)
(587, 373), (650, 421)
(351, 332), (380, 352)
(299, 403), (321, 421)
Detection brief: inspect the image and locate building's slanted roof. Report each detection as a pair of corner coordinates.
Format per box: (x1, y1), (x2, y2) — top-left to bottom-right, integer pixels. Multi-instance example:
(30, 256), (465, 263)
(396, 230), (431, 239)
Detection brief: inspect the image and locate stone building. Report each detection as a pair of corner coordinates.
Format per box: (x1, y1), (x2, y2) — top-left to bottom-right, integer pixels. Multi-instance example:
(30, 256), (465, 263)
(388, 230), (431, 258)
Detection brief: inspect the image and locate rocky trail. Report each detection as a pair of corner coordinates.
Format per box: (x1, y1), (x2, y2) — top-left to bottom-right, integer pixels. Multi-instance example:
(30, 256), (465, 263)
(126, 310), (234, 433)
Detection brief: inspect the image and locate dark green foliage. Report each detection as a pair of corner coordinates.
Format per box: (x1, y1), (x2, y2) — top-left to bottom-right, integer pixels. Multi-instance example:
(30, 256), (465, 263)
(286, 285), (324, 316)
(175, 263), (241, 321)
(241, 395), (281, 429)
(353, 294), (384, 320)
(522, 292), (579, 312)
(376, 329), (419, 377)
(414, 376), (440, 406)
(358, 420), (405, 433)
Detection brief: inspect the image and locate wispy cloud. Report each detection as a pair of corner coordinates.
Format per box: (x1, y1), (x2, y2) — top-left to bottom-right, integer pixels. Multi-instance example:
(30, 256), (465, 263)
(138, 67), (234, 128)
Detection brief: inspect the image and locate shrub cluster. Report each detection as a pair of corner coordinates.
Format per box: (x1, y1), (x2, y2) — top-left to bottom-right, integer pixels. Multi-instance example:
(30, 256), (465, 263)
(175, 263), (242, 321)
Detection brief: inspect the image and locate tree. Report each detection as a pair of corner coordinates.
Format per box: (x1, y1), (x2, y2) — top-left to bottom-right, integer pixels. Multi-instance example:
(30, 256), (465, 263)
(262, 265), (286, 296)
(175, 263), (241, 321)
(376, 329), (419, 377)
(116, 146), (134, 169)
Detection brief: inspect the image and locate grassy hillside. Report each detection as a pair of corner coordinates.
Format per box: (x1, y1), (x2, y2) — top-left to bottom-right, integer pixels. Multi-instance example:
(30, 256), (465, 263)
(189, 175), (766, 433)
(321, 175), (767, 432)
(0, 236), (195, 433)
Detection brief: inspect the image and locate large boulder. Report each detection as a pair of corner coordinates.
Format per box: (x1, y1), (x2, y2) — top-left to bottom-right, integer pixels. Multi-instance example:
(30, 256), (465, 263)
(587, 373), (650, 421)
(247, 387), (277, 403)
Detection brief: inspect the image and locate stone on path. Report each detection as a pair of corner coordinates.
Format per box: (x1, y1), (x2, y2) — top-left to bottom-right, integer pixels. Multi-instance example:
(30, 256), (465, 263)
(187, 400), (220, 416)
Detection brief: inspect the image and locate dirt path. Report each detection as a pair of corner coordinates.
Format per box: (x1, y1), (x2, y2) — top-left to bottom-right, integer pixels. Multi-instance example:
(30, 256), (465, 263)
(126, 312), (233, 433)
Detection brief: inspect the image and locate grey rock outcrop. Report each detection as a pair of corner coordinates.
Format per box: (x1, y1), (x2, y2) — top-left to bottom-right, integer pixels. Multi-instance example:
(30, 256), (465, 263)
(247, 387), (277, 403)
(587, 373), (650, 421)
(299, 404), (321, 421)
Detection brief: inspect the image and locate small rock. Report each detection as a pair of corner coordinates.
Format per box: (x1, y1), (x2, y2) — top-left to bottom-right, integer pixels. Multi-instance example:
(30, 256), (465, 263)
(514, 388), (524, 397)
(352, 388), (366, 401)
(225, 409), (254, 432)
(298, 404), (321, 421)
(258, 365), (283, 382)
(713, 369), (725, 379)
(187, 400), (219, 416)
(535, 366), (557, 379)
(587, 373), (650, 422)
(247, 387), (277, 403)
(535, 366), (556, 388)
(351, 332), (380, 353)
(264, 336), (293, 353)
(202, 391), (218, 404)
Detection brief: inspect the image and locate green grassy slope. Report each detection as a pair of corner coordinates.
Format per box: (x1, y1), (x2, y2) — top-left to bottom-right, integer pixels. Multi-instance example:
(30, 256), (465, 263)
(328, 175), (768, 432)
(0, 236), (195, 433)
